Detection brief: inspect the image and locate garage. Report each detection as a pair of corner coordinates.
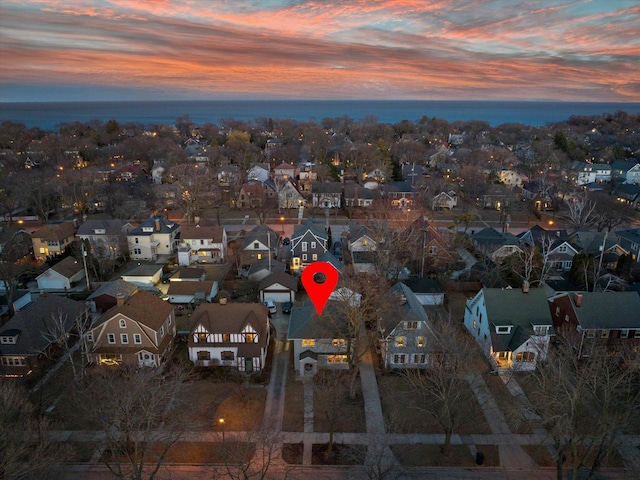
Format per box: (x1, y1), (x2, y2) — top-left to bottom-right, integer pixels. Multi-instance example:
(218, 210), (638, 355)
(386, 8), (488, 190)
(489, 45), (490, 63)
(259, 271), (298, 304)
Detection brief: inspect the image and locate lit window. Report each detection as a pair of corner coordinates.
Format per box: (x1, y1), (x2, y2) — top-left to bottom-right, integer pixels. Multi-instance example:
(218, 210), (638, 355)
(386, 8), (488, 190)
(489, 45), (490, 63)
(332, 339), (345, 347)
(472, 320), (477, 329)
(397, 337), (405, 347)
(302, 339), (315, 347)
(197, 351), (210, 360)
(312, 254), (317, 261)
(221, 351), (234, 361)
(222, 333), (230, 342)
(417, 336), (424, 347)
(516, 352), (535, 362)
(246, 333), (254, 343)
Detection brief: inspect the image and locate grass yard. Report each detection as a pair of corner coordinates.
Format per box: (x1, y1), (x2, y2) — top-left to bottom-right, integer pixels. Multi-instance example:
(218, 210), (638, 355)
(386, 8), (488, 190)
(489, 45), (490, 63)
(482, 372), (532, 434)
(378, 373), (491, 435)
(282, 443), (304, 464)
(391, 444), (480, 467)
(314, 371), (366, 433)
(282, 369), (304, 432)
(311, 443), (366, 465)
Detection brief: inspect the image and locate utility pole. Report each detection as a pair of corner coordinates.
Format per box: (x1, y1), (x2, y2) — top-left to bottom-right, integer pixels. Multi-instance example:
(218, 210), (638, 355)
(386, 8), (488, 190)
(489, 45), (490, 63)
(81, 242), (91, 290)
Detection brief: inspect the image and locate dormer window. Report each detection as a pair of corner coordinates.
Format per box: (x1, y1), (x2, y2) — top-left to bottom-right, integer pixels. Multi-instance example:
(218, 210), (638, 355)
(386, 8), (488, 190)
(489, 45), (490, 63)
(94, 228), (106, 234)
(533, 326), (549, 336)
(495, 326), (512, 334)
(142, 227), (154, 233)
(119, 319), (126, 328)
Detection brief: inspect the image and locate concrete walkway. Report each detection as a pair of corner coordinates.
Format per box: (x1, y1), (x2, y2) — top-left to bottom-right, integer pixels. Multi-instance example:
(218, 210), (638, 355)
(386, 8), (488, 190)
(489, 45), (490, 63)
(451, 247), (477, 279)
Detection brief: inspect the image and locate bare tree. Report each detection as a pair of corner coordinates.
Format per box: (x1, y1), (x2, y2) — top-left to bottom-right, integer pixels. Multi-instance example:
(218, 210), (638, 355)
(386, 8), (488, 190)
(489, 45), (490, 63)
(560, 193), (598, 229)
(81, 366), (190, 480)
(521, 331), (640, 480)
(170, 163), (219, 224)
(0, 382), (71, 480)
(402, 314), (482, 456)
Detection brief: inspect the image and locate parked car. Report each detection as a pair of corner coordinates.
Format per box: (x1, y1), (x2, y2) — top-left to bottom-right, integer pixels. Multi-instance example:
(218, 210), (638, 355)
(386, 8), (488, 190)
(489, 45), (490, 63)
(282, 301), (293, 314)
(264, 299), (277, 314)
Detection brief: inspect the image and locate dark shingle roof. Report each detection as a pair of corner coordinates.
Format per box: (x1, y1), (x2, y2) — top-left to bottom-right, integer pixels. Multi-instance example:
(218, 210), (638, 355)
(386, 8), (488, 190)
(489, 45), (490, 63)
(287, 301), (350, 340)
(93, 290), (173, 331)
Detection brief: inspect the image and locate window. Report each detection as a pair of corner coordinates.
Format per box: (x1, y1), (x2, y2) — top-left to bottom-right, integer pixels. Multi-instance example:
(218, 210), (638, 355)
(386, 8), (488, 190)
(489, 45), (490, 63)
(406, 321), (418, 329)
(119, 319), (126, 328)
(472, 320), (477, 329)
(135, 237), (139, 244)
(311, 241), (316, 249)
(159, 326), (164, 337)
(635, 330), (640, 339)
(168, 316), (172, 326)
(328, 354), (348, 364)
(558, 245), (567, 253)
(586, 330), (595, 338)
(601, 330), (609, 339)
(121, 334), (128, 344)
(496, 326), (511, 334)
(86, 332), (93, 342)
(312, 254), (317, 261)
(222, 333), (230, 343)
(417, 336), (425, 347)
(197, 351), (211, 360)
(302, 339), (315, 347)
(197, 333), (207, 342)
(0, 336), (16, 344)
(565, 314), (570, 322)
(397, 337), (405, 347)
(393, 354), (406, 364)
(221, 351), (234, 361)
(302, 242), (308, 252)
(555, 306), (560, 317)
(1, 357), (26, 366)
(107, 333), (116, 344)
(620, 329), (629, 339)
(302, 254), (307, 261)
(133, 248), (141, 255)
(254, 242), (260, 249)
(516, 352), (535, 362)
(134, 334), (142, 344)
(245, 333), (255, 343)
(332, 339), (345, 347)
(533, 326), (548, 336)
(429, 246), (437, 255)
(413, 353), (426, 364)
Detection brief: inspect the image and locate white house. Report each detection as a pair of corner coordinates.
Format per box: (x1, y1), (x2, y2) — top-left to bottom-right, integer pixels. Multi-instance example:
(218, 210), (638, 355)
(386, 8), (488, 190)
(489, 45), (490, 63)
(188, 302), (270, 373)
(127, 216), (180, 261)
(177, 224), (227, 266)
(36, 256), (85, 291)
(463, 286), (554, 372)
(259, 271), (298, 303)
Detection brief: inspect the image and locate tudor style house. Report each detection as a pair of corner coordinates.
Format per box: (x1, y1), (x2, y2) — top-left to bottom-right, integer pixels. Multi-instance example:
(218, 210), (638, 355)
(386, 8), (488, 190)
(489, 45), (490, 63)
(464, 286), (554, 371)
(127, 216), (180, 261)
(86, 290), (176, 367)
(549, 291), (640, 358)
(32, 222), (77, 261)
(379, 283), (435, 369)
(178, 224), (227, 265)
(290, 219), (328, 272)
(287, 300), (352, 376)
(0, 295), (89, 377)
(188, 301), (270, 373)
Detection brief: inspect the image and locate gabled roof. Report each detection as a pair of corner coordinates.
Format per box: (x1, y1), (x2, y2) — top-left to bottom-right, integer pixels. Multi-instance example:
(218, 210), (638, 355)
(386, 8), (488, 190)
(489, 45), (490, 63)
(172, 267), (207, 280)
(344, 183), (374, 200)
(190, 303), (268, 338)
(122, 264), (163, 277)
(312, 182), (342, 194)
(242, 225), (279, 250)
(382, 282), (429, 332)
(87, 279), (138, 300)
(93, 290), (173, 331)
(318, 252), (345, 273)
(180, 225), (225, 242)
(561, 292), (640, 329)
(292, 219), (327, 241)
(76, 219), (131, 236)
(569, 230), (619, 254)
(32, 222), (77, 241)
(129, 216), (179, 236)
(472, 227), (520, 247)
(47, 256), (84, 278)
(259, 271), (298, 292)
(167, 281), (215, 296)
(615, 228), (640, 245)
(0, 295), (86, 356)
(246, 258), (286, 276)
(403, 278), (444, 295)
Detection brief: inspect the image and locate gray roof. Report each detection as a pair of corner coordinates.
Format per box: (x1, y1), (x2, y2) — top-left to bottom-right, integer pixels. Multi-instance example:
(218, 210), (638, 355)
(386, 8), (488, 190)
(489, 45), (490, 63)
(292, 219), (327, 241)
(87, 279), (138, 300)
(287, 301), (351, 340)
(129, 216), (179, 236)
(318, 252), (345, 272)
(403, 278), (444, 295)
(76, 219), (130, 236)
(48, 256), (84, 278)
(570, 292), (640, 329)
(0, 295), (86, 356)
(122, 264), (163, 277)
(242, 225), (279, 250)
(259, 271), (299, 292)
(312, 182), (342, 194)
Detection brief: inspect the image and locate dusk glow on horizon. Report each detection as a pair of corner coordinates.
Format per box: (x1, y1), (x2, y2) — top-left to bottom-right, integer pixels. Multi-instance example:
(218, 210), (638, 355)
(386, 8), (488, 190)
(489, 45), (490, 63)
(1, 0), (639, 103)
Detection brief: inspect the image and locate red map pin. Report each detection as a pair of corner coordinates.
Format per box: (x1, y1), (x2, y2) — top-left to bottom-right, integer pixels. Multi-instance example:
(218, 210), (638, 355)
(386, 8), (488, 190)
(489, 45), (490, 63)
(301, 261), (339, 316)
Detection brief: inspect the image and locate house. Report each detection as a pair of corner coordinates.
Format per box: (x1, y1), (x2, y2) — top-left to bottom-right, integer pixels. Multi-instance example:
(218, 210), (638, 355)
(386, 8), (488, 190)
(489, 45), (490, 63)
(431, 191), (457, 210)
(273, 162), (297, 181)
(86, 279), (139, 313)
(188, 302), (270, 373)
(86, 290), (176, 367)
(569, 230), (628, 271)
(519, 181), (555, 211)
(290, 219), (328, 272)
(31, 222), (77, 261)
(217, 165), (241, 187)
(247, 163), (270, 183)
(0, 227), (32, 261)
(594, 164), (612, 184)
(615, 228), (640, 262)
(344, 183), (375, 208)
(259, 271), (298, 303)
(517, 225), (567, 249)
(120, 264), (163, 288)
(547, 238), (580, 272)
(379, 283), (436, 369)
(403, 278), (445, 306)
(239, 225), (280, 269)
(611, 160), (639, 183)
(178, 224), (227, 265)
(127, 216), (180, 261)
(613, 184), (640, 210)
(549, 291), (640, 358)
(312, 182), (342, 209)
(287, 300), (351, 376)
(36, 256), (85, 291)
(499, 169), (526, 187)
(167, 281), (218, 305)
(345, 223), (377, 274)
(297, 163), (318, 192)
(626, 162), (640, 185)
(0, 295), (89, 377)
(570, 161), (597, 186)
(76, 219), (134, 259)
(482, 184), (512, 210)
(401, 163), (429, 188)
(0, 290), (32, 316)
(233, 184), (267, 209)
(380, 181), (418, 209)
(404, 216), (456, 272)
(471, 227), (523, 261)
(277, 180), (306, 210)
(463, 286), (554, 371)
(246, 258), (287, 282)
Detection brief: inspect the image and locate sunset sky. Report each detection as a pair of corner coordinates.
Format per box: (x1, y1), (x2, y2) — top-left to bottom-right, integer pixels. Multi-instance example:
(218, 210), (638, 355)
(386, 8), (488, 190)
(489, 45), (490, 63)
(1, 0), (639, 102)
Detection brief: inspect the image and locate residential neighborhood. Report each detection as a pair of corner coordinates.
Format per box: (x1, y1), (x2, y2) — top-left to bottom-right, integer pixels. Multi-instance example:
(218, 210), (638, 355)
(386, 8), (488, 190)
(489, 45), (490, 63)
(1, 111), (640, 479)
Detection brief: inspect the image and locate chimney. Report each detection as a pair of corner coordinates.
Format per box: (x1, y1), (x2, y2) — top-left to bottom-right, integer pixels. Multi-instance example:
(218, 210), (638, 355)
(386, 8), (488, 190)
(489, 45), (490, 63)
(574, 293), (582, 307)
(155, 217), (161, 231)
(116, 293), (125, 306)
(522, 280), (530, 293)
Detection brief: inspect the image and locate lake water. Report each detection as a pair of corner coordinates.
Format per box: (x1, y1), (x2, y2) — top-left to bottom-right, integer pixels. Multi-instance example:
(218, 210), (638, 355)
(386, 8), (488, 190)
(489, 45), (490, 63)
(1, 100), (638, 130)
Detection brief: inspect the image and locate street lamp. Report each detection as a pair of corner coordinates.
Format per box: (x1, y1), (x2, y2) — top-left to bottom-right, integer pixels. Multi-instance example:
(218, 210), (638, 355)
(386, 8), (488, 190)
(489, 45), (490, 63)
(218, 417), (225, 443)
(280, 216), (285, 235)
